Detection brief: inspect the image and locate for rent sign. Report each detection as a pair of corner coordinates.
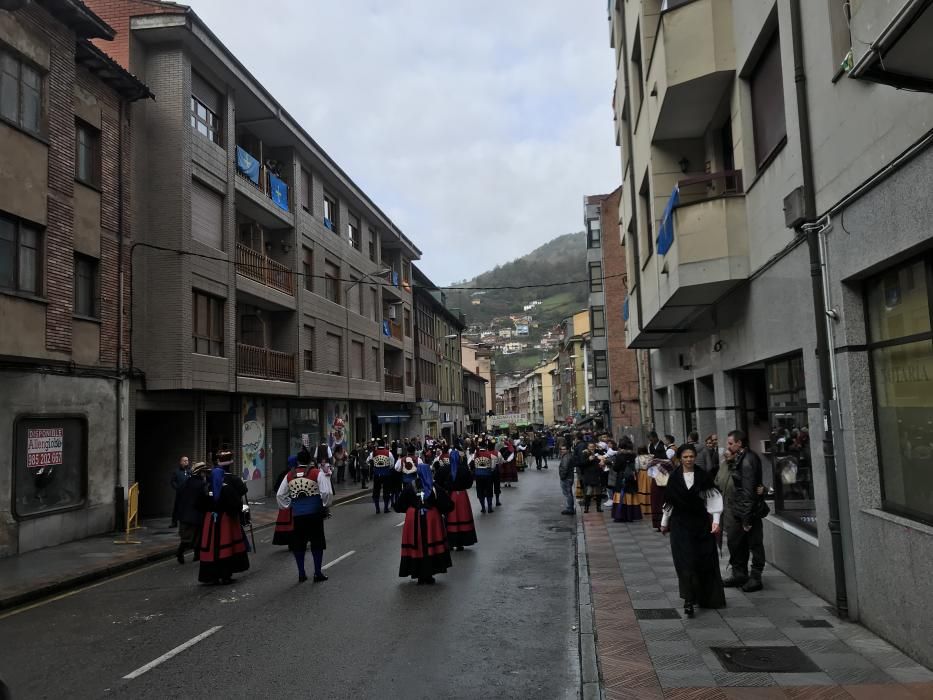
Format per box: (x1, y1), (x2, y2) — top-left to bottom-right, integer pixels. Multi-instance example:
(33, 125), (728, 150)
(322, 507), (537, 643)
(26, 428), (64, 468)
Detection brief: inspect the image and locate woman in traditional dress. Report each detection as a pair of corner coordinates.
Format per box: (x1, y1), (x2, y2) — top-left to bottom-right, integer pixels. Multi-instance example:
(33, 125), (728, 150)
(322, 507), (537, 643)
(272, 455), (298, 546)
(611, 438), (642, 522)
(660, 444), (726, 618)
(196, 464), (250, 585)
(435, 442), (477, 551)
(394, 455), (453, 585)
(498, 439), (519, 486)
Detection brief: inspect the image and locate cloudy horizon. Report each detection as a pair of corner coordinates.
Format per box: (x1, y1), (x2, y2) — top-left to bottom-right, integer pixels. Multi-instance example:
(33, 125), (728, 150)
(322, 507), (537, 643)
(185, 0), (619, 285)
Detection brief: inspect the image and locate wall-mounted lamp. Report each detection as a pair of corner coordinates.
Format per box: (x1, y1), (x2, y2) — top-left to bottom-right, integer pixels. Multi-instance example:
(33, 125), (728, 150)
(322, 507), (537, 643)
(679, 157), (690, 174)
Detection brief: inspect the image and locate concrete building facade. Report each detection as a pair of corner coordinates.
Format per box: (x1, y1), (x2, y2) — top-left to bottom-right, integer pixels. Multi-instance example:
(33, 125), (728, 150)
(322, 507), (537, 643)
(609, 0), (933, 665)
(87, 0), (419, 512)
(585, 194), (611, 427)
(0, 0), (150, 555)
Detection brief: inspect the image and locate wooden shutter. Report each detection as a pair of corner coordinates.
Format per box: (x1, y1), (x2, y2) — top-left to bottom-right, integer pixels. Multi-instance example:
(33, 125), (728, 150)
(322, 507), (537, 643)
(325, 332), (341, 374)
(301, 168), (311, 211)
(351, 340), (364, 378)
(192, 180), (223, 250)
(750, 34), (786, 167)
(192, 71), (221, 114)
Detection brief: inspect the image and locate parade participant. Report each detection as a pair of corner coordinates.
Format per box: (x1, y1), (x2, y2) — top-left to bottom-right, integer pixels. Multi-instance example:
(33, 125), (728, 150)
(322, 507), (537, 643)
(499, 438), (518, 488)
(435, 441), (477, 550)
(369, 439), (395, 514)
(660, 444), (726, 617)
(176, 461), (208, 563)
(272, 456), (298, 546)
(276, 449), (333, 583)
(196, 461), (250, 585)
(333, 443), (348, 485)
(394, 454), (453, 585)
(473, 440), (498, 513)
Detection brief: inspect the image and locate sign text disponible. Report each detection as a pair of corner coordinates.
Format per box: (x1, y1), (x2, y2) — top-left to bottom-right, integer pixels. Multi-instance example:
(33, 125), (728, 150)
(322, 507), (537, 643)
(26, 427), (64, 468)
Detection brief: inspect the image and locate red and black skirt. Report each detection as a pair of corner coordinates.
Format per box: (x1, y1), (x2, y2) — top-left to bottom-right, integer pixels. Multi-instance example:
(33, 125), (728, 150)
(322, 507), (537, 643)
(399, 506), (452, 579)
(446, 490), (477, 548)
(272, 507), (293, 546)
(499, 460), (519, 483)
(198, 511), (250, 583)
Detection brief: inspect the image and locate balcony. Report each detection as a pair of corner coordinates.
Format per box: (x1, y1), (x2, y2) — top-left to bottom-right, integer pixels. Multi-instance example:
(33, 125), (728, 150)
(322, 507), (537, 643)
(628, 171), (748, 348)
(236, 243), (294, 296)
(645, 0), (735, 141)
(237, 343), (295, 382)
(849, 0), (933, 92)
(384, 372), (404, 394)
(382, 318), (404, 343)
(234, 143), (293, 228)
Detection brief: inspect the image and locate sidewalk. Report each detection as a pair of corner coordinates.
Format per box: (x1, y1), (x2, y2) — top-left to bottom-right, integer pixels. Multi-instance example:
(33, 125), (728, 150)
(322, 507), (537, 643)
(580, 511), (933, 699)
(0, 485), (369, 611)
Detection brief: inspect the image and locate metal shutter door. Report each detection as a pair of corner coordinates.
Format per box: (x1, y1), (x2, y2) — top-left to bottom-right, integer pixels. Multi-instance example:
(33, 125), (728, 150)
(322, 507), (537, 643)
(192, 180), (223, 250)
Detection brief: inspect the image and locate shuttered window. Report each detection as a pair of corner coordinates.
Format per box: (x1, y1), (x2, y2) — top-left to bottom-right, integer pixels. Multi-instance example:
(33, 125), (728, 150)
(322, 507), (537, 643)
(304, 325), (315, 371)
(750, 33), (786, 169)
(325, 260), (340, 303)
(191, 180), (223, 250)
(370, 345), (380, 379)
(325, 332), (342, 375)
(351, 339), (364, 379)
(301, 168), (312, 212)
(191, 71), (222, 145)
(192, 291), (224, 356)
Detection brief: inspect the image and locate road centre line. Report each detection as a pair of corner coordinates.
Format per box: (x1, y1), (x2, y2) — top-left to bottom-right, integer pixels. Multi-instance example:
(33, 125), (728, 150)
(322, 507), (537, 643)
(321, 550), (355, 571)
(395, 521), (404, 527)
(123, 625), (223, 680)
(334, 493), (370, 506)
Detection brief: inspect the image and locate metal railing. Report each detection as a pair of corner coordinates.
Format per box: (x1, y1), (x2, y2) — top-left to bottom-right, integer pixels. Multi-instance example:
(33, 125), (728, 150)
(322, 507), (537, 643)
(384, 372), (404, 393)
(387, 320), (403, 341)
(237, 343), (295, 381)
(658, 170), (744, 255)
(235, 146), (290, 212)
(235, 244), (295, 295)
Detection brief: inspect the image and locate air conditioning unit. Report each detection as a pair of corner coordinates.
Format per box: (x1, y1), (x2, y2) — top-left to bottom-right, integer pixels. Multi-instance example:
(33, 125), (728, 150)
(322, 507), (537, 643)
(388, 305), (398, 320)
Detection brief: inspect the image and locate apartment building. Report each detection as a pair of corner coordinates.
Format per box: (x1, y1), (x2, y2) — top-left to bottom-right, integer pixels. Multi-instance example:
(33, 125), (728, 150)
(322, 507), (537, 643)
(610, 0), (933, 665)
(584, 195), (611, 426)
(0, 0), (150, 555)
(461, 341), (496, 426)
(513, 359), (557, 428)
(86, 0), (418, 512)
(555, 310), (591, 426)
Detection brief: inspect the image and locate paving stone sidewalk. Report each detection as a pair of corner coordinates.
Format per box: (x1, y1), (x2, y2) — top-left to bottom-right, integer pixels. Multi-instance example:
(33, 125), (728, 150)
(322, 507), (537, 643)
(582, 511), (933, 699)
(0, 486), (369, 611)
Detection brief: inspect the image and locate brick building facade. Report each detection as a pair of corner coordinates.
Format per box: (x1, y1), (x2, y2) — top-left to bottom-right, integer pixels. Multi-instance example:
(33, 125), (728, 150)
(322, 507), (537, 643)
(0, 0), (149, 556)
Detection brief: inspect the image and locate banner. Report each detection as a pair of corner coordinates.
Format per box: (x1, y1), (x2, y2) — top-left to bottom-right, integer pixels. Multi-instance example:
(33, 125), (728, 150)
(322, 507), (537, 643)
(269, 173), (289, 212)
(235, 145), (260, 185)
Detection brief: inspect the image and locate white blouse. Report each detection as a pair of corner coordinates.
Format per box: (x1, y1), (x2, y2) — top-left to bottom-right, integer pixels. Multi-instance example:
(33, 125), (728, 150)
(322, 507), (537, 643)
(660, 471), (723, 528)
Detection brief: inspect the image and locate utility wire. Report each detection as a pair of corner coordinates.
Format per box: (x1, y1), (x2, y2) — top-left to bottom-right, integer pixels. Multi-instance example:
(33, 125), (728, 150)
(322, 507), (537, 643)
(131, 241), (614, 291)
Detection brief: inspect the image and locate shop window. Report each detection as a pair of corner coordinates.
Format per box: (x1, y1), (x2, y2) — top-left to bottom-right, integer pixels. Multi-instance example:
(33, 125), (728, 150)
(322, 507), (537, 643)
(13, 417), (87, 518)
(866, 258), (933, 524)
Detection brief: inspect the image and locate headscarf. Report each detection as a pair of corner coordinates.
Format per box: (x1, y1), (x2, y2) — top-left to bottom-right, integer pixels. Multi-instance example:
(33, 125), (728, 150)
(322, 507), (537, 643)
(449, 448), (461, 481)
(211, 466), (225, 502)
(417, 460), (433, 497)
(287, 455), (298, 469)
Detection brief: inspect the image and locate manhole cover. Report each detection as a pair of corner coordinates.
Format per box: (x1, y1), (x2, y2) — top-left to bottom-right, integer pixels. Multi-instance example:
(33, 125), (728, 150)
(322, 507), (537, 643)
(711, 646), (820, 673)
(635, 608), (681, 620)
(548, 526), (573, 533)
(798, 619), (832, 628)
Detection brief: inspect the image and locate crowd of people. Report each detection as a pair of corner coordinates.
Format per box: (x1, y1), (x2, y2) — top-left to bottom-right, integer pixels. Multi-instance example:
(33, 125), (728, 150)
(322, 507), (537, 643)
(552, 428), (770, 618)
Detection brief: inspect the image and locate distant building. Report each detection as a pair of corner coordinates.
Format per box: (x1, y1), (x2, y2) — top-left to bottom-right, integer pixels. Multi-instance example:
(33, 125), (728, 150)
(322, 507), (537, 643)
(498, 328), (513, 338)
(514, 324), (529, 336)
(471, 298), (481, 306)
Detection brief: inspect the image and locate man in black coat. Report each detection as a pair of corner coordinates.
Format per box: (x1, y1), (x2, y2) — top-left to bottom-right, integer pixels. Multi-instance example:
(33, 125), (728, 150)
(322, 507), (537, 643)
(176, 462), (207, 564)
(723, 430), (767, 592)
(169, 456), (191, 528)
(647, 432), (667, 459)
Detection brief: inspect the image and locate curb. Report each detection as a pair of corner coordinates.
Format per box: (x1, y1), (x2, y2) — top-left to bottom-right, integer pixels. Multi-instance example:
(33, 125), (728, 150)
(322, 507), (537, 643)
(0, 488), (370, 613)
(576, 514), (602, 700)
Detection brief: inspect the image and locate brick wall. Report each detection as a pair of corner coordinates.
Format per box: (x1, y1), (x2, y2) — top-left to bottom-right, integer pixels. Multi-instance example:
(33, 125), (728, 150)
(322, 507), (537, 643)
(600, 188), (643, 433)
(86, 0), (183, 69)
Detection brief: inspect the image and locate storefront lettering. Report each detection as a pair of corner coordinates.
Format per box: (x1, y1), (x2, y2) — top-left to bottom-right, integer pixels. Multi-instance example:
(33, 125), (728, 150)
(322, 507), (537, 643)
(26, 428), (64, 468)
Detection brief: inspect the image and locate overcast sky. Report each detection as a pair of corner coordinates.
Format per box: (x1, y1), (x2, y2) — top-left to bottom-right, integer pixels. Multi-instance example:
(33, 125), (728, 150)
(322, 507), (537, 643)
(186, 1), (619, 285)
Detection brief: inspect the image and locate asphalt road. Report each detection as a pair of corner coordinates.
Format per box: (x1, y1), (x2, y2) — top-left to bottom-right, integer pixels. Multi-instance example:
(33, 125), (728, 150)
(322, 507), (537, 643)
(0, 467), (579, 700)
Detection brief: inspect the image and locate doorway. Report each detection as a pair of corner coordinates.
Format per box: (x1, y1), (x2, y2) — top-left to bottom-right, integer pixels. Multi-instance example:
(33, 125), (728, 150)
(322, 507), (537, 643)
(135, 410), (193, 518)
(206, 411), (236, 467)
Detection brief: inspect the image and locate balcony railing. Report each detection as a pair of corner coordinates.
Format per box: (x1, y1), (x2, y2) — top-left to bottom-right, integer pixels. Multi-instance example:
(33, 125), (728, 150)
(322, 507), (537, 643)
(237, 343), (295, 381)
(235, 146), (290, 213)
(236, 243), (295, 295)
(382, 319), (403, 341)
(384, 372), (404, 394)
(657, 170), (743, 255)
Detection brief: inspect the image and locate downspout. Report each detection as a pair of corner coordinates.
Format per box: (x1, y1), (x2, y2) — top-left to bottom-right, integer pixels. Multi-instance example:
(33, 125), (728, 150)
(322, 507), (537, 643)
(115, 99), (127, 531)
(790, 0), (848, 619)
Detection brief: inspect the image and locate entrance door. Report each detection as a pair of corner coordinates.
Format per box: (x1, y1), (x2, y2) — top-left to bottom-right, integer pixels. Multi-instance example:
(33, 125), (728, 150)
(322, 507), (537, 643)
(733, 368), (771, 488)
(135, 410), (194, 518)
(206, 412), (236, 466)
(270, 427), (289, 489)
(354, 417), (368, 447)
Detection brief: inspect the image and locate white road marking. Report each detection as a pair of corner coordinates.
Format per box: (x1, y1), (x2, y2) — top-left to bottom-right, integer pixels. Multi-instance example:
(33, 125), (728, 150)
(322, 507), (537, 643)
(333, 494), (370, 506)
(123, 626), (223, 680)
(321, 550), (355, 571)
(395, 520), (404, 527)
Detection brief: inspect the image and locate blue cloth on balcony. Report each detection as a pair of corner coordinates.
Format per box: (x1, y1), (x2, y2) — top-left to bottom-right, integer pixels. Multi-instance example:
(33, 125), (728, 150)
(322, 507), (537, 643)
(269, 174), (289, 212)
(236, 146), (260, 185)
(623, 297), (629, 321)
(391, 271), (399, 287)
(383, 320), (391, 337)
(657, 185), (679, 256)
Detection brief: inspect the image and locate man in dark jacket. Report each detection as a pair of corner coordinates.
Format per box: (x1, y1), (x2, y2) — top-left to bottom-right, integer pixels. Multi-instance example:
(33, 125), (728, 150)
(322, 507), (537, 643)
(723, 430), (767, 592)
(557, 444), (575, 515)
(647, 432), (667, 459)
(695, 433), (720, 474)
(170, 456), (191, 528)
(176, 462), (207, 564)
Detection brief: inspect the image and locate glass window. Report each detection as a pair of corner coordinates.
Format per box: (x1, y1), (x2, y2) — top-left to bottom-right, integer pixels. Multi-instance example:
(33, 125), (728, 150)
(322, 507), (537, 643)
(587, 219), (601, 248)
(303, 325), (314, 371)
(0, 214), (41, 295)
(75, 120), (100, 187)
(767, 355), (816, 532)
(867, 257), (933, 524)
(368, 228), (378, 262)
(591, 306), (606, 337)
(0, 50), (42, 135)
(190, 95), (221, 145)
(348, 212), (361, 250)
(324, 260), (340, 303)
(73, 254), (98, 318)
(302, 247), (313, 292)
(192, 291), (224, 356)
(300, 168), (312, 212)
(323, 192), (337, 231)
(593, 350), (608, 387)
(750, 33), (787, 169)
(13, 417), (87, 518)
(588, 262), (603, 293)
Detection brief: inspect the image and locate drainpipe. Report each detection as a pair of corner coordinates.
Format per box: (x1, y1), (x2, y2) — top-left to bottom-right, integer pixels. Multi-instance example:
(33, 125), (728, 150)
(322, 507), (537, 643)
(114, 99), (128, 531)
(790, 0), (848, 620)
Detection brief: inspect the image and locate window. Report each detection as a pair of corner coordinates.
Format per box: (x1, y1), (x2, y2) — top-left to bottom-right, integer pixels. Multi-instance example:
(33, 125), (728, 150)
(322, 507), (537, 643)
(75, 121), (100, 187)
(866, 257), (933, 524)
(406, 357), (414, 387)
(639, 177), (653, 260)
(0, 50), (41, 134)
(630, 24), (644, 122)
(303, 325), (315, 371)
(300, 168), (312, 212)
(750, 33), (786, 169)
(348, 277), (362, 315)
(302, 247), (313, 292)
(587, 219), (601, 248)
(192, 290), (224, 356)
(828, 0), (852, 77)
(370, 287), (379, 322)
(191, 181), (223, 250)
(371, 345), (380, 379)
(191, 72), (221, 145)
(0, 214), (41, 295)
(368, 228), (378, 262)
(323, 192), (337, 232)
(73, 254), (98, 318)
(404, 307), (412, 337)
(325, 332), (342, 375)
(324, 260), (340, 304)
(13, 417), (86, 518)
(591, 306), (606, 337)
(351, 339), (364, 379)
(348, 212), (361, 250)
(588, 262), (603, 293)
